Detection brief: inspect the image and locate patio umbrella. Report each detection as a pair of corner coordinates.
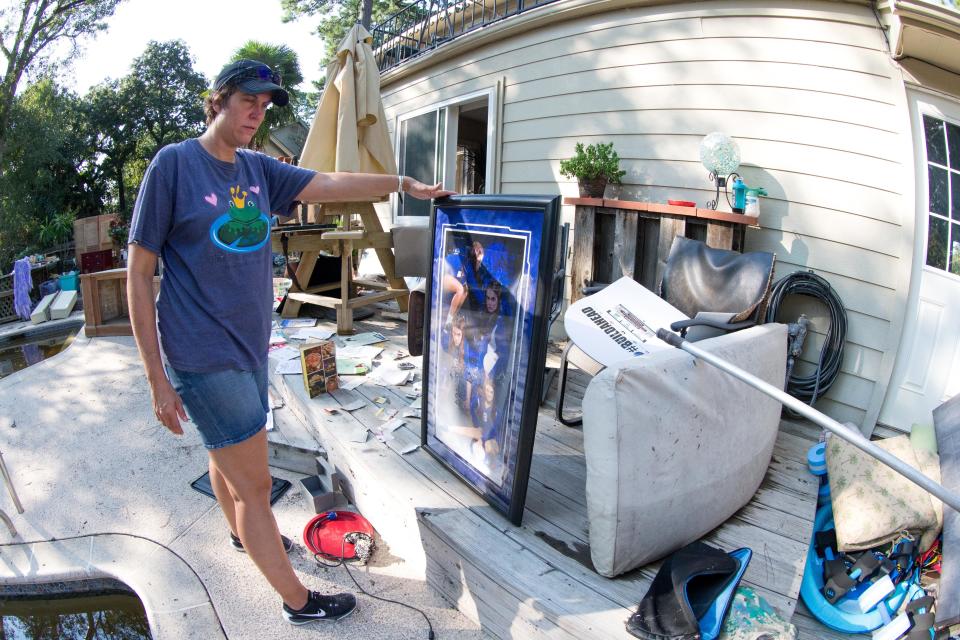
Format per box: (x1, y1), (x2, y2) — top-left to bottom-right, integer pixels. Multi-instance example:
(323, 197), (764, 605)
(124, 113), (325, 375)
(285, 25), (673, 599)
(300, 24), (397, 175)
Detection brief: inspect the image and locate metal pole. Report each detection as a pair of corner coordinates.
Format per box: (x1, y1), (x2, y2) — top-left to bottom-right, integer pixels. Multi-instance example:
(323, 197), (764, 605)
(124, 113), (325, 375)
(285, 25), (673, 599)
(0, 450), (24, 514)
(656, 329), (960, 513)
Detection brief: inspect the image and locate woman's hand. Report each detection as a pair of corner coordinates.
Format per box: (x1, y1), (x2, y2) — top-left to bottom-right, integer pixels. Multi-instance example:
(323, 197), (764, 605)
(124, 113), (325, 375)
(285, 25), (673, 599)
(151, 378), (188, 435)
(404, 177), (456, 200)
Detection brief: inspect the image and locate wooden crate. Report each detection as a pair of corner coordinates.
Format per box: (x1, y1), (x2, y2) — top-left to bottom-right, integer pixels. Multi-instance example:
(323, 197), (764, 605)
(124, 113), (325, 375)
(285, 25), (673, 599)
(73, 214), (116, 263)
(80, 268), (159, 337)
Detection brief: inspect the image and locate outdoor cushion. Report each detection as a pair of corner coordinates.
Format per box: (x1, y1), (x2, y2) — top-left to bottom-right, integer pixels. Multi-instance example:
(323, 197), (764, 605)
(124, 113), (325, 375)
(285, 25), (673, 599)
(826, 433), (942, 552)
(582, 323), (787, 577)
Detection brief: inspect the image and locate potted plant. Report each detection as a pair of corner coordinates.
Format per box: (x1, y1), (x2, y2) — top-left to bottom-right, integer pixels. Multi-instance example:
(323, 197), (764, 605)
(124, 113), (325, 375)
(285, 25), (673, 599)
(560, 142), (627, 198)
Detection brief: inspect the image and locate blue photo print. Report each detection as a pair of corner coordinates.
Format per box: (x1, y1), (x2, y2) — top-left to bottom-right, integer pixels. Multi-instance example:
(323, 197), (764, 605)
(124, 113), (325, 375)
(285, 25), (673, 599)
(423, 195), (560, 525)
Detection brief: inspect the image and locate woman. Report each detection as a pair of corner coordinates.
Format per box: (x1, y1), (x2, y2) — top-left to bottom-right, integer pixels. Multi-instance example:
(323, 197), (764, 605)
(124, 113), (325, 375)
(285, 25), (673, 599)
(127, 59), (452, 627)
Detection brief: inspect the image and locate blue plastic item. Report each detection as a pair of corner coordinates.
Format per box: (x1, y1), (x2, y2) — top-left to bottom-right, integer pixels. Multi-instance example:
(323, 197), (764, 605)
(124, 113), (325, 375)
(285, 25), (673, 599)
(732, 178), (747, 212)
(800, 504), (917, 633)
(699, 547), (752, 640)
(59, 271), (78, 291)
(39, 279), (59, 297)
(807, 442), (827, 476)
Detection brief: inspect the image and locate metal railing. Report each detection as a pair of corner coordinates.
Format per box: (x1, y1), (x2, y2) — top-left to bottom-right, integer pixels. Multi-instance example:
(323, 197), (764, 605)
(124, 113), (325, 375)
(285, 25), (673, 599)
(371, 0), (559, 72)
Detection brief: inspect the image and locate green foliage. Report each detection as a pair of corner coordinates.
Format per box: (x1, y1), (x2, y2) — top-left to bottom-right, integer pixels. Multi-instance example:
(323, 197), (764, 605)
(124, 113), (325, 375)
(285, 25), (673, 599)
(559, 142), (627, 184)
(38, 210), (76, 246)
(0, 0), (123, 167)
(229, 41), (309, 149)
(0, 38), (206, 271)
(0, 78), (95, 271)
(281, 0), (407, 65)
(125, 40), (206, 158)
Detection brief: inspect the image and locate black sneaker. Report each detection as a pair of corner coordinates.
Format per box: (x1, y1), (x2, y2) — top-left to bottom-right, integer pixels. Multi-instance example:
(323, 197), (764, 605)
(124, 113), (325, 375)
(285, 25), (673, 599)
(283, 590), (357, 625)
(230, 532), (294, 553)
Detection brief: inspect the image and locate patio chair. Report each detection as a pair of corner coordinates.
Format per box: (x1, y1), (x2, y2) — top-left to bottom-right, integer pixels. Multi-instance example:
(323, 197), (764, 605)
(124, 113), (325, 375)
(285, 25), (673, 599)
(555, 236), (776, 425)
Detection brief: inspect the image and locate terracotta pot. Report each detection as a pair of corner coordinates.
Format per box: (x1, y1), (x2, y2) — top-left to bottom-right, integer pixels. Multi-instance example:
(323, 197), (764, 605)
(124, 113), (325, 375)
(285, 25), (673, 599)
(578, 177), (608, 198)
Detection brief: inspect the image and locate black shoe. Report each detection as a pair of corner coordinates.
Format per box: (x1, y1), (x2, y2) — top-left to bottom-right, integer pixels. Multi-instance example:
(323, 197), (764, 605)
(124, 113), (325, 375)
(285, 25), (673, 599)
(230, 532), (294, 553)
(283, 590), (357, 625)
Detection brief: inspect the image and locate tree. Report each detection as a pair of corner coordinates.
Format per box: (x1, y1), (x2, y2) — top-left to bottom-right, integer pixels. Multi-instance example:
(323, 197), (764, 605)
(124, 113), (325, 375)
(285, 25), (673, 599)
(124, 39), (206, 160)
(81, 78), (138, 213)
(281, 0), (406, 66)
(230, 41), (307, 149)
(0, 77), (95, 270)
(0, 0), (123, 167)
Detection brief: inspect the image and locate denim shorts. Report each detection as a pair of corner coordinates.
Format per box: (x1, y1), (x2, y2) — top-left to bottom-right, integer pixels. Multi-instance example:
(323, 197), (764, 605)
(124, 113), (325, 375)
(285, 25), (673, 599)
(165, 364), (269, 450)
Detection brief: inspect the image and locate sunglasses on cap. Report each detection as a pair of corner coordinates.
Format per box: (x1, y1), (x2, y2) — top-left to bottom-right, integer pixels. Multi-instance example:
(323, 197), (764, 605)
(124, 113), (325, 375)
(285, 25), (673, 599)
(215, 63), (282, 90)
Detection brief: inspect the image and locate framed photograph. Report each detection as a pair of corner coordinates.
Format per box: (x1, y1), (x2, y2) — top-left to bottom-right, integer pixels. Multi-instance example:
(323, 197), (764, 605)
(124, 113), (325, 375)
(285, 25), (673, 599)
(422, 194), (560, 525)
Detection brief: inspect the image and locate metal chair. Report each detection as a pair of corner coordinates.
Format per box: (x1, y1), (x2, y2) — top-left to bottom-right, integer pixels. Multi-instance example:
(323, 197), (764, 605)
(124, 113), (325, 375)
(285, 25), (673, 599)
(555, 236), (775, 426)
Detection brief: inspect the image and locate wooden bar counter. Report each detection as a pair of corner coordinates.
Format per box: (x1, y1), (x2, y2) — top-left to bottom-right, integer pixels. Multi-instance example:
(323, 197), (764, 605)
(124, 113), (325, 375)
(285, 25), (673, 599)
(564, 197), (759, 303)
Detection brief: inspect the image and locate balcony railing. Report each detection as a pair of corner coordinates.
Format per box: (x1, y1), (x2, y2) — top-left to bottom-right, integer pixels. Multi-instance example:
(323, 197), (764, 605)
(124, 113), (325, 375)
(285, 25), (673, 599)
(371, 0), (559, 72)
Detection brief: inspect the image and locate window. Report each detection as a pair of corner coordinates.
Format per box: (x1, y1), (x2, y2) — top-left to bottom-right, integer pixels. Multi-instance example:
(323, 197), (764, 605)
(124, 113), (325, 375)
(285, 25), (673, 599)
(395, 89), (496, 222)
(922, 114), (960, 276)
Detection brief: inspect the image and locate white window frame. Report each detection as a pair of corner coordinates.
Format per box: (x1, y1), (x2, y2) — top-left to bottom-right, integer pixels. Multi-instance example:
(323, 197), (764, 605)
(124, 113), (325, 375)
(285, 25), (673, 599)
(393, 87), (498, 225)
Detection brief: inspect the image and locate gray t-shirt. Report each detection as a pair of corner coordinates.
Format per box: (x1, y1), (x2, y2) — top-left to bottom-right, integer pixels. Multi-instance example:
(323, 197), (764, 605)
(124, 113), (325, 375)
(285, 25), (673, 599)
(129, 138), (314, 372)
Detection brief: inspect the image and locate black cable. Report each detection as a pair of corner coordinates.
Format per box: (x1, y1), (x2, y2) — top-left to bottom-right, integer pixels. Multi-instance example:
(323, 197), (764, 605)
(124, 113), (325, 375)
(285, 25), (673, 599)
(310, 533), (435, 639)
(764, 270), (847, 405)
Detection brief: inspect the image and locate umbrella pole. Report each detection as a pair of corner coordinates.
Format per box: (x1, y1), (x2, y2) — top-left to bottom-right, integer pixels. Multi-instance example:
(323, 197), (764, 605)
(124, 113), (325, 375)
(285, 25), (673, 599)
(656, 328), (960, 513)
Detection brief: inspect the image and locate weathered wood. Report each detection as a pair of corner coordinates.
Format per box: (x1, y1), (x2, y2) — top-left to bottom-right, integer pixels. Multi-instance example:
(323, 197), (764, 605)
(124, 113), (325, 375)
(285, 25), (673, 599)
(614, 208), (638, 280)
(655, 215), (686, 289)
(705, 220), (734, 249)
(282, 250), (319, 318)
(569, 205), (595, 303)
(268, 314), (829, 639)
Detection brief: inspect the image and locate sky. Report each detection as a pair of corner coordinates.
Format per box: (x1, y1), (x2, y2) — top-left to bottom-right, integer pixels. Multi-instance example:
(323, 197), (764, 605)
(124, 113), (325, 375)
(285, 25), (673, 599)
(55, 0), (326, 95)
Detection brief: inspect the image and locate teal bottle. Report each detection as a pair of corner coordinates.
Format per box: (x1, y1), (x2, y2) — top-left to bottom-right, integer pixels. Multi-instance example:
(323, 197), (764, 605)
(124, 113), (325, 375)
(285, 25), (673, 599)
(732, 178), (747, 213)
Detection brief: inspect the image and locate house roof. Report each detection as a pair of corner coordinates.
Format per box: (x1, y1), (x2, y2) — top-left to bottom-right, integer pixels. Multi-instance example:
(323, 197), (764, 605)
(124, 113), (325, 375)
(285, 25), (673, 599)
(268, 121), (309, 158)
(877, 0), (960, 75)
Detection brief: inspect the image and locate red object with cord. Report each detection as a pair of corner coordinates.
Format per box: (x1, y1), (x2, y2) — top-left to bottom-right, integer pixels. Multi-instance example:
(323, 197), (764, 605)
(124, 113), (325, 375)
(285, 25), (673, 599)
(667, 199), (696, 207)
(302, 511), (375, 561)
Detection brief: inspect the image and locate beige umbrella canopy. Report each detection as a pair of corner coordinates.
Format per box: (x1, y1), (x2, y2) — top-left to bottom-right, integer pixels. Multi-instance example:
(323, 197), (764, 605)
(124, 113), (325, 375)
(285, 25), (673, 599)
(300, 24), (398, 176)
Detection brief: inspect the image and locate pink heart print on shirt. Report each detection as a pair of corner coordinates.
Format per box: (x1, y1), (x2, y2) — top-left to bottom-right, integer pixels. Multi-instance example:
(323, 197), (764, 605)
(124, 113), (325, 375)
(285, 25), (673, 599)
(249, 185), (260, 194)
(204, 193), (217, 206)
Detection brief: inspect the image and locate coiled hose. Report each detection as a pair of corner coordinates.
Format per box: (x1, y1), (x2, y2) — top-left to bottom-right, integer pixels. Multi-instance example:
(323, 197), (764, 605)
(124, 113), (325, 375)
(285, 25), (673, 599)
(765, 271), (847, 404)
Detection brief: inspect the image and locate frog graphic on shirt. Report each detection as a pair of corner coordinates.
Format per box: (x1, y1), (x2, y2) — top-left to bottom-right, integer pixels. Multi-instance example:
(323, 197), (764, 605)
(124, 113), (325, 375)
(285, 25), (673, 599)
(209, 185), (270, 252)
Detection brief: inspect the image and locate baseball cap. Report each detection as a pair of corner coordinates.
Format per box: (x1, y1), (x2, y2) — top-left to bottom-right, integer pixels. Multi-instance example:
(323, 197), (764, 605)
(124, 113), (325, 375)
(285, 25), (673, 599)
(213, 59), (289, 107)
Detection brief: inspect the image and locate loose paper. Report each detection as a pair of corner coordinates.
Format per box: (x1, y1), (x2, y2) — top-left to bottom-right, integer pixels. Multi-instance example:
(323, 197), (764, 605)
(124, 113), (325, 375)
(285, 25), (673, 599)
(274, 359), (302, 375)
(337, 376), (366, 390)
(338, 345), (383, 360)
(341, 331), (387, 346)
(383, 418), (405, 432)
(279, 318), (317, 328)
(269, 346), (301, 361)
(291, 327), (336, 341)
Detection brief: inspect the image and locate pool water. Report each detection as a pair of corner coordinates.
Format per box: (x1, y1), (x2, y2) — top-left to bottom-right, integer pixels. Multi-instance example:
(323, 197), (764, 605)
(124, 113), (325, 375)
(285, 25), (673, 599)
(0, 591), (150, 639)
(0, 328), (78, 379)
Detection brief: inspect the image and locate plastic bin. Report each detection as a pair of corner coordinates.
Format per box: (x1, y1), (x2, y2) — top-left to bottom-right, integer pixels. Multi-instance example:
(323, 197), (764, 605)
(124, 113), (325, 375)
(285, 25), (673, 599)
(59, 271), (78, 291)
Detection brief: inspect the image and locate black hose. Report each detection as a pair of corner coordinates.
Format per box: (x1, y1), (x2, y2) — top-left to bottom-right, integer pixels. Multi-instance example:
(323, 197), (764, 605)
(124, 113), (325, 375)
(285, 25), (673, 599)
(765, 270), (847, 405)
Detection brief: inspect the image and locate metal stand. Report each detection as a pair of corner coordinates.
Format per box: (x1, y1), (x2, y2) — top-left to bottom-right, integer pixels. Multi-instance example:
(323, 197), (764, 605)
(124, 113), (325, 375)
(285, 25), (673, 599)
(656, 328), (960, 513)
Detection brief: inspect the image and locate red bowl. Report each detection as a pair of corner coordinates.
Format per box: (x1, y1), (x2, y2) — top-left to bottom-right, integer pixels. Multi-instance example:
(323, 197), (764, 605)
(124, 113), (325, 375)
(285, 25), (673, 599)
(668, 199), (696, 207)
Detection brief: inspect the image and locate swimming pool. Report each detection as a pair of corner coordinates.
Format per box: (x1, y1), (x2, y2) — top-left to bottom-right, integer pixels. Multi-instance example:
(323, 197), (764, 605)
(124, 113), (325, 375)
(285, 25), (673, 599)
(0, 578), (150, 639)
(0, 323), (81, 379)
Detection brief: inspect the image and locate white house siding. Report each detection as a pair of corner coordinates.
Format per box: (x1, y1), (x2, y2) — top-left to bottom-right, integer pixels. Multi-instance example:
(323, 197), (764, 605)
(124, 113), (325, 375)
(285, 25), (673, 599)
(379, 0), (915, 429)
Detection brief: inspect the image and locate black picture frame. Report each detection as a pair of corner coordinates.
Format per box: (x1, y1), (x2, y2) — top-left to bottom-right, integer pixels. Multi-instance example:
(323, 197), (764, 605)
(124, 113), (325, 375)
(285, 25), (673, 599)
(421, 194), (560, 525)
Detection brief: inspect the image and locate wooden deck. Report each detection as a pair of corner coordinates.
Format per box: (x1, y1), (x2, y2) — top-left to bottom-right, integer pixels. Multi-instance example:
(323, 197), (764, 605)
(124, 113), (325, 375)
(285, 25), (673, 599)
(268, 311), (855, 639)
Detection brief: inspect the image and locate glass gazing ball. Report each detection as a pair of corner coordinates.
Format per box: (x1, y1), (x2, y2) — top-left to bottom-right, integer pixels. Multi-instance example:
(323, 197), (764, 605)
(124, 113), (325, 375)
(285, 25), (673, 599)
(699, 132), (740, 176)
